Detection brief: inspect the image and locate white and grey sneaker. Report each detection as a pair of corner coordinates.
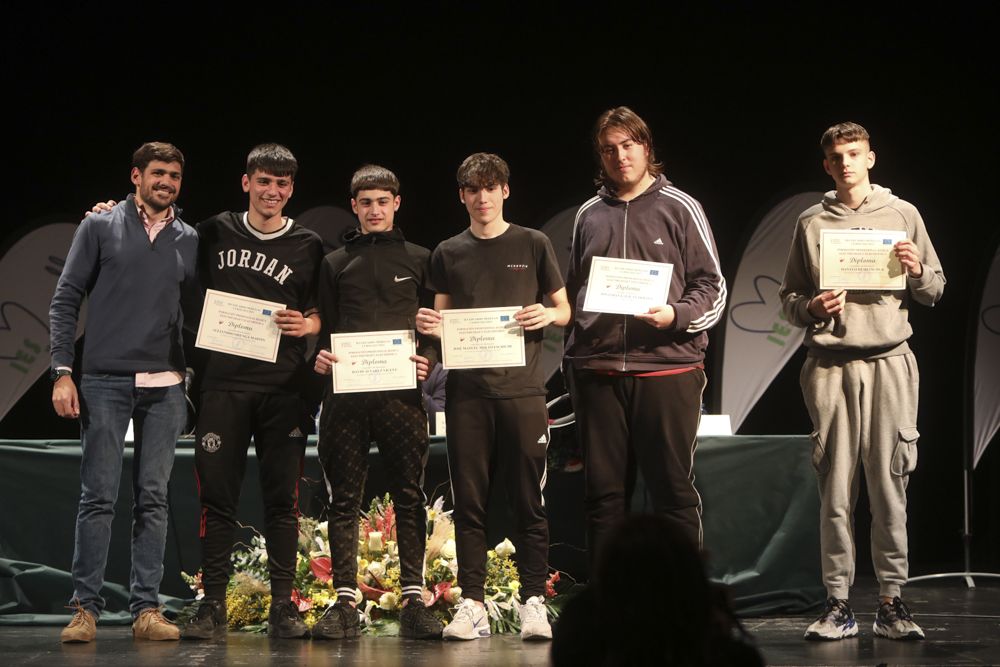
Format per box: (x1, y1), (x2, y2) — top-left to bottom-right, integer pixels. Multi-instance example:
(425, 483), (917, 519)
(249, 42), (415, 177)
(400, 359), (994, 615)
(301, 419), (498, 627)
(518, 595), (552, 641)
(804, 597), (859, 640)
(442, 599), (490, 641)
(873, 597), (925, 640)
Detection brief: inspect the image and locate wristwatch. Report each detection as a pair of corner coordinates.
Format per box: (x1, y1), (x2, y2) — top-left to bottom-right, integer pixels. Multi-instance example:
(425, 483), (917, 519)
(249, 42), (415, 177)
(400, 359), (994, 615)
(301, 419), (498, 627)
(50, 367), (72, 381)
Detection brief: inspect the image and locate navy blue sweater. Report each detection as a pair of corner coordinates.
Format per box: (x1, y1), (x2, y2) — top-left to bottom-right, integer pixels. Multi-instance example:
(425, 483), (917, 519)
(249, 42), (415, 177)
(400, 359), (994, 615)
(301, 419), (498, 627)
(49, 194), (199, 375)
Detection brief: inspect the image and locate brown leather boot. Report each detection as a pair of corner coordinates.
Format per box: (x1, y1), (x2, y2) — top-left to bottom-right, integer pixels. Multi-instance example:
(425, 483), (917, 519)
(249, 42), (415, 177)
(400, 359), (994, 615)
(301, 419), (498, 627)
(132, 607), (180, 641)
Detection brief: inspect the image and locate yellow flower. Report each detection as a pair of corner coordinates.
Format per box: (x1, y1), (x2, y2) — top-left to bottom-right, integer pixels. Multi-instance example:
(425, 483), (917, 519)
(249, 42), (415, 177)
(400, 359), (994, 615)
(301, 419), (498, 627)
(378, 592), (399, 611)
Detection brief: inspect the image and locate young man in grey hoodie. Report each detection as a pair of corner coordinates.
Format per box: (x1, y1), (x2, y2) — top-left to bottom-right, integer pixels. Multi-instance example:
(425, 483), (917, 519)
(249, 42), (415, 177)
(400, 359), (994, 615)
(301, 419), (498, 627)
(779, 122), (945, 641)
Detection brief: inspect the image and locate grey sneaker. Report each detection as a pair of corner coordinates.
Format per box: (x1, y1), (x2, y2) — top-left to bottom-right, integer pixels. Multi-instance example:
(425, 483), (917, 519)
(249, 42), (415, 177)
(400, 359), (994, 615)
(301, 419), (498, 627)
(518, 595), (552, 641)
(804, 597), (858, 640)
(442, 599), (490, 640)
(873, 597), (925, 640)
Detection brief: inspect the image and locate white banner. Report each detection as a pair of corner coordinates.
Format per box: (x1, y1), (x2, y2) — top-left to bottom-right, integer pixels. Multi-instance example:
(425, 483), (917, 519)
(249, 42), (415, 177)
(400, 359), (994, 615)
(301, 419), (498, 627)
(721, 192), (823, 432)
(0, 224), (84, 421)
(974, 246), (1000, 468)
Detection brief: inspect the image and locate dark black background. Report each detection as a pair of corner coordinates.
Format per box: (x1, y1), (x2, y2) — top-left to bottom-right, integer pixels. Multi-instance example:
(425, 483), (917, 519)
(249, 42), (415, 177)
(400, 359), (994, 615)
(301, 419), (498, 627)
(2, 3), (997, 575)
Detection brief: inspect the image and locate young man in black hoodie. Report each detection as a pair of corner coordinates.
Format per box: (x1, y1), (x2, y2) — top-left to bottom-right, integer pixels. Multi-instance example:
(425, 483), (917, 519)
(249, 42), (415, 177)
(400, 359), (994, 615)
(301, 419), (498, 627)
(564, 106), (726, 562)
(311, 165), (443, 640)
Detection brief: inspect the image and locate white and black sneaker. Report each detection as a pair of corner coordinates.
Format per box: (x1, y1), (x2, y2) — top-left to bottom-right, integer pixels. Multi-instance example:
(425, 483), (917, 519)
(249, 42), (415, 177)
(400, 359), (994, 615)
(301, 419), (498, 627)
(804, 597), (859, 640)
(873, 597), (925, 640)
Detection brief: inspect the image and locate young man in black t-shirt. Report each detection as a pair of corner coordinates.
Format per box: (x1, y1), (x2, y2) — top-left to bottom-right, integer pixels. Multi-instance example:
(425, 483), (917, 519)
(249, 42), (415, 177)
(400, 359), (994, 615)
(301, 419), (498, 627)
(416, 153), (569, 641)
(309, 165), (444, 640)
(184, 145), (322, 640)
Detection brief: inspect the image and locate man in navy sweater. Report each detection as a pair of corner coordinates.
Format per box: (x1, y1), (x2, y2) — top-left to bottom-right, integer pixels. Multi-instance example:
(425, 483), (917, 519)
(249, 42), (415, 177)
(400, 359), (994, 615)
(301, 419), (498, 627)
(49, 142), (199, 643)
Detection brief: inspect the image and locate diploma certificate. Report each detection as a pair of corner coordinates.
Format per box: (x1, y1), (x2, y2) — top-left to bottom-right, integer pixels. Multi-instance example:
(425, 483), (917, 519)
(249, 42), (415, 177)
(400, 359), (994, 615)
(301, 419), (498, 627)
(195, 289), (284, 362)
(582, 257), (674, 314)
(330, 330), (417, 394)
(440, 307), (525, 370)
(820, 229), (906, 290)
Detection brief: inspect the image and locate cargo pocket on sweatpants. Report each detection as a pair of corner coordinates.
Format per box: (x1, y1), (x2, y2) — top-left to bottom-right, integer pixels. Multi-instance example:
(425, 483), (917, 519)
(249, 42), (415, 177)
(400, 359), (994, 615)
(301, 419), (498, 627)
(810, 431), (829, 474)
(891, 427), (920, 476)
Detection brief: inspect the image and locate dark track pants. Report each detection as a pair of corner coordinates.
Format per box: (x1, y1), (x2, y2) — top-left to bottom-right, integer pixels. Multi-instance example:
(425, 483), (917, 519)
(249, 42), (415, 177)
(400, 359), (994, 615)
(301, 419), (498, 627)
(195, 390), (307, 601)
(445, 393), (549, 601)
(573, 369), (706, 565)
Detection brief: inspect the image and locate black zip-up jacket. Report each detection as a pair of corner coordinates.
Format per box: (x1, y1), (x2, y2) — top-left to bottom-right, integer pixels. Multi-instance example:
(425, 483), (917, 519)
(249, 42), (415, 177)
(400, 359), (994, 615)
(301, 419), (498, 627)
(564, 175), (727, 372)
(318, 226), (437, 365)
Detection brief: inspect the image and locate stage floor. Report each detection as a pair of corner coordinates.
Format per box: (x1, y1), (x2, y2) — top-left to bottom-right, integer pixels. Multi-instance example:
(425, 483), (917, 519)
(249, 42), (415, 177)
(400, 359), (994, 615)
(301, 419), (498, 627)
(3, 580), (998, 666)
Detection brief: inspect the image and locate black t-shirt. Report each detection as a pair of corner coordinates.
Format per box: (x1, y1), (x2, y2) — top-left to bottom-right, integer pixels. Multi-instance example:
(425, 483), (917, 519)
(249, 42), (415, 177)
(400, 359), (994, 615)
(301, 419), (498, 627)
(429, 224), (564, 398)
(196, 212), (323, 394)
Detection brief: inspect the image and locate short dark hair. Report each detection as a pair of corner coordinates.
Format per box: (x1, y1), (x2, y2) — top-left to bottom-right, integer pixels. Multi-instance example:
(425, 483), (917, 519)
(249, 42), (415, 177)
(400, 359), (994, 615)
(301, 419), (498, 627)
(351, 164), (400, 198)
(456, 153), (510, 189)
(820, 122), (871, 152)
(246, 143), (298, 179)
(132, 142), (185, 172)
(593, 106), (664, 188)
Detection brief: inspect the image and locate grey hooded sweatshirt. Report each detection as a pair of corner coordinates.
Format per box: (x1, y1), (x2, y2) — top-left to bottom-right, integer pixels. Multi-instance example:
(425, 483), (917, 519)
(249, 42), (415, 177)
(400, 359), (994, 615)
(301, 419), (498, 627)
(779, 184), (945, 360)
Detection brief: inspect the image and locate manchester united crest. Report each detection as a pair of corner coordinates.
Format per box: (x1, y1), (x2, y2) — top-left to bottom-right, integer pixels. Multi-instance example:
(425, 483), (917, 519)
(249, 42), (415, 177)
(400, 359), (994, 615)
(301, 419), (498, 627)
(201, 432), (222, 453)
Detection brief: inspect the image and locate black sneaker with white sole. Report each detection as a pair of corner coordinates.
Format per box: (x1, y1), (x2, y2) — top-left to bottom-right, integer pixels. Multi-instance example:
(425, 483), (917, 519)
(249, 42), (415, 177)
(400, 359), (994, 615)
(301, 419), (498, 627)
(267, 599), (309, 639)
(182, 598), (227, 640)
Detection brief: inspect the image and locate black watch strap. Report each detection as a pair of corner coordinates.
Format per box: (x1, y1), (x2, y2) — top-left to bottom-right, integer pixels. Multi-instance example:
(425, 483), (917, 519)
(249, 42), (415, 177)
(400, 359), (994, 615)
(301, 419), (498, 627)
(50, 368), (72, 381)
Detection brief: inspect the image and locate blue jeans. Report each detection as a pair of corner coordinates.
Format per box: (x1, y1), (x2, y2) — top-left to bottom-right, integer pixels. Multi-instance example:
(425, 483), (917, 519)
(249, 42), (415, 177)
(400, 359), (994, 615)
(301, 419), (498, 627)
(71, 374), (185, 617)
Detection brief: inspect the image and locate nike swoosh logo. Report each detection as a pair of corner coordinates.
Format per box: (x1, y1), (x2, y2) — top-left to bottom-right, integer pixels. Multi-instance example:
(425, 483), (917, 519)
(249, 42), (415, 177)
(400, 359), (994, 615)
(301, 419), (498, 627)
(394, 275), (414, 282)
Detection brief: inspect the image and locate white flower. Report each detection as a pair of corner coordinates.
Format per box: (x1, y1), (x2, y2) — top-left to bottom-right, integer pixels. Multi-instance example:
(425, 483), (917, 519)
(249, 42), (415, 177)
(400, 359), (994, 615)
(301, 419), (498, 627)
(494, 538), (516, 558)
(317, 521), (328, 538)
(354, 588), (364, 606)
(386, 540), (398, 558)
(367, 561), (385, 580)
(440, 539), (457, 560)
(368, 531), (383, 553)
(445, 586), (462, 605)
(378, 592), (399, 611)
(258, 551), (269, 564)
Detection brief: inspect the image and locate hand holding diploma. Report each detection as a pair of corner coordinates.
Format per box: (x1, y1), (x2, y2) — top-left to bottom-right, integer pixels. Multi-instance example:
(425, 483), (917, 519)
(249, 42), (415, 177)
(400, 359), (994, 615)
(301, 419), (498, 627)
(894, 239), (923, 278)
(634, 304), (676, 330)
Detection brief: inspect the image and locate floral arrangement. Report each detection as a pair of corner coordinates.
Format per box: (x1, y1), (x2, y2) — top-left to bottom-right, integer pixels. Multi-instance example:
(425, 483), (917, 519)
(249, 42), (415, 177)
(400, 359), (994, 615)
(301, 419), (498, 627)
(182, 494), (564, 635)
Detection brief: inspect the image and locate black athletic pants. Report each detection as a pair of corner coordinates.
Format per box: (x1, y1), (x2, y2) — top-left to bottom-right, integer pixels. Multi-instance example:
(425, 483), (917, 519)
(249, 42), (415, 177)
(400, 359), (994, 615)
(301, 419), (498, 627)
(195, 390), (308, 601)
(446, 392), (549, 601)
(318, 389), (429, 602)
(572, 369), (706, 565)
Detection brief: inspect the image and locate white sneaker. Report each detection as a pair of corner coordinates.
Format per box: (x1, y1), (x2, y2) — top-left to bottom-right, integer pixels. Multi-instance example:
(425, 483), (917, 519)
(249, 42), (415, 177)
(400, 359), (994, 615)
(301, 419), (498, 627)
(804, 597), (858, 640)
(443, 599), (490, 641)
(873, 597), (925, 640)
(518, 595), (552, 641)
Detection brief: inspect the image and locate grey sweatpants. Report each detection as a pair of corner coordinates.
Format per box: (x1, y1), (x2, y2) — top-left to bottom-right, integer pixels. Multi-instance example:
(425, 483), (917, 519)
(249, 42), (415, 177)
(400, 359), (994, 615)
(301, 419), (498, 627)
(801, 352), (920, 600)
